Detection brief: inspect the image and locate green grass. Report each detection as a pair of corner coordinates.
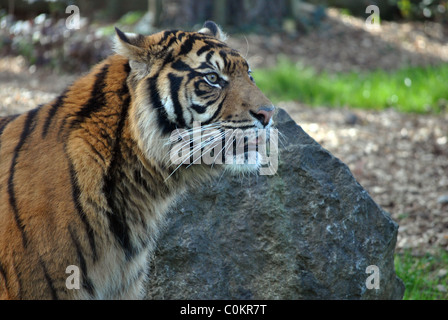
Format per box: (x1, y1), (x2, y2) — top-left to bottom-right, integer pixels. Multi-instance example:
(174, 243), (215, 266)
(395, 250), (448, 300)
(97, 11), (146, 36)
(117, 11), (146, 26)
(253, 59), (448, 113)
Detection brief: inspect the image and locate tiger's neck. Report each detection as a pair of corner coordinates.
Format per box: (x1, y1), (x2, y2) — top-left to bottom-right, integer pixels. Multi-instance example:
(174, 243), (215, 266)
(65, 55), (206, 263)
(99, 141), (178, 262)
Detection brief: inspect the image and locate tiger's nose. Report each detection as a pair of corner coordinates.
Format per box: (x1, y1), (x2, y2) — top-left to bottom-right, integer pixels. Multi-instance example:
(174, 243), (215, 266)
(252, 106), (275, 126)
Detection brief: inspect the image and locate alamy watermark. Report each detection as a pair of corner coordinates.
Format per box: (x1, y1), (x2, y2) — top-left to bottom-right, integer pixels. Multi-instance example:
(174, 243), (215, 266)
(366, 265), (380, 290)
(365, 5), (381, 29)
(65, 265), (80, 290)
(65, 5), (80, 30)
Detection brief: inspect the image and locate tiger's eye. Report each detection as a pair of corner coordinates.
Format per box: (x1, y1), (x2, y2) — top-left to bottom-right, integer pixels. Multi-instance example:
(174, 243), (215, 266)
(205, 73), (219, 84)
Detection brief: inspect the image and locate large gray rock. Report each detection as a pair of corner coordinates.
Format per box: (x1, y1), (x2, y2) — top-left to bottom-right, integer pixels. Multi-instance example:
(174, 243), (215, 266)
(145, 108), (404, 300)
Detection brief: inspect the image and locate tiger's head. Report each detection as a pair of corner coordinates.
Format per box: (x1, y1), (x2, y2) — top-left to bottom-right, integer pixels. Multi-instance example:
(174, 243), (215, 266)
(114, 21), (276, 177)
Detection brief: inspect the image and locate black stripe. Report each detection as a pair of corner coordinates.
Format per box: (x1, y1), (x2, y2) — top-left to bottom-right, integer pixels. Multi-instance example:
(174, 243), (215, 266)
(194, 80), (215, 98)
(179, 35), (196, 56)
(160, 30), (178, 43)
(57, 117), (68, 141)
(59, 63), (129, 139)
(191, 104), (207, 114)
(0, 260), (8, 292)
(8, 108), (40, 248)
(219, 50), (228, 63)
(103, 94), (136, 260)
(161, 51), (175, 69)
(177, 31), (186, 42)
(104, 185), (133, 261)
(68, 162), (98, 261)
(164, 33), (179, 49)
(122, 61), (131, 79)
(190, 94), (220, 114)
(197, 61), (215, 71)
(68, 226), (95, 296)
(205, 51), (214, 64)
(38, 258), (58, 300)
(0, 115), (18, 136)
(86, 141), (107, 165)
(42, 91), (67, 138)
(168, 73), (187, 128)
(197, 44), (212, 56)
(202, 96), (225, 125)
(203, 39), (226, 49)
(171, 59), (195, 73)
(221, 124), (256, 131)
(229, 59), (236, 73)
(71, 64), (109, 128)
(219, 50), (234, 73)
(227, 119), (252, 123)
(133, 169), (154, 199)
(63, 62), (130, 263)
(147, 76), (177, 135)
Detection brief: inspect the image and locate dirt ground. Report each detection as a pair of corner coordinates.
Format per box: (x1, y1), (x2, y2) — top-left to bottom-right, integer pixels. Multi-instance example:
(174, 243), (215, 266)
(1, 9), (447, 255)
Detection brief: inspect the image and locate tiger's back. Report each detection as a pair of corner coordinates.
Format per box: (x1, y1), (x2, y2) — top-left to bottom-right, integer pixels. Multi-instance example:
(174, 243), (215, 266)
(0, 21), (275, 299)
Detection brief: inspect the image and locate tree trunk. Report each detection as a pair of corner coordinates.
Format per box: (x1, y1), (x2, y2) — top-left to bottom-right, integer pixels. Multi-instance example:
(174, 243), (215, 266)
(212, 0), (227, 26)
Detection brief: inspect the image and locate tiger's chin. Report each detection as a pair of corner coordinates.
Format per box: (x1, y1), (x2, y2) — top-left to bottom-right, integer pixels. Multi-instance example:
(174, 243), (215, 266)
(221, 150), (263, 176)
(223, 163), (260, 176)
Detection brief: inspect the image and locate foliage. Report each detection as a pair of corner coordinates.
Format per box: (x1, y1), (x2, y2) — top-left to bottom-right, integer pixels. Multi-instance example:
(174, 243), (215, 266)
(396, 0), (448, 22)
(395, 250), (448, 300)
(253, 58), (448, 113)
(116, 11), (146, 26)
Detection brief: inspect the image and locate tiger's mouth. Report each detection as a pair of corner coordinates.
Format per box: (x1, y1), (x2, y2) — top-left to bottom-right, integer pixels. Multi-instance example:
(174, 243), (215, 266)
(167, 123), (278, 176)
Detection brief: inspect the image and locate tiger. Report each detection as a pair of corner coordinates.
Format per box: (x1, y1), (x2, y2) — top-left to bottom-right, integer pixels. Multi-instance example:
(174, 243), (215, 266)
(0, 21), (275, 299)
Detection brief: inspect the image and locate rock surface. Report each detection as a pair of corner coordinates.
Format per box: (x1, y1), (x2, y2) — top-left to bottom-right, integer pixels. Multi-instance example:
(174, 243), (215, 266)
(145, 108), (404, 300)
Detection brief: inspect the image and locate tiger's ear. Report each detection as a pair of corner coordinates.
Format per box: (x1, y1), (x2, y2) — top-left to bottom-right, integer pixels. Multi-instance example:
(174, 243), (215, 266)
(114, 27), (148, 61)
(198, 21), (227, 42)
(114, 27), (152, 78)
